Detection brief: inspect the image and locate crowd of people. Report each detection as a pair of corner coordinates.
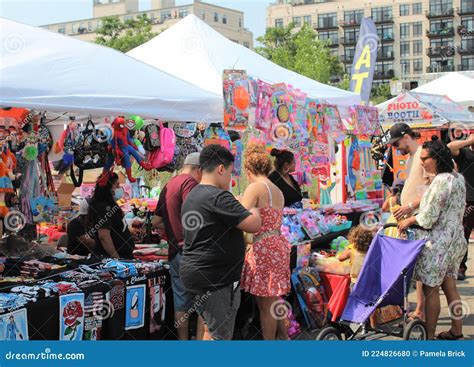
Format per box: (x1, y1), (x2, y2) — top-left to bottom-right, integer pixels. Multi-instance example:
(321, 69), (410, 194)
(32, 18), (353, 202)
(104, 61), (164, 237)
(63, 123), (473, 341)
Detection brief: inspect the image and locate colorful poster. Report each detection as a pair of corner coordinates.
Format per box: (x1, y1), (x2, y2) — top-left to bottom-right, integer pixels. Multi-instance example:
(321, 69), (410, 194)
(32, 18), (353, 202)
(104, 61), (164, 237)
(125, 285), (145, 331)
(83, 292), (104, 341)
(0, 308), (28, 341)
(148, 276), (166, 334)
(59, 293), (85, 341)
(223, 70), (250, 130)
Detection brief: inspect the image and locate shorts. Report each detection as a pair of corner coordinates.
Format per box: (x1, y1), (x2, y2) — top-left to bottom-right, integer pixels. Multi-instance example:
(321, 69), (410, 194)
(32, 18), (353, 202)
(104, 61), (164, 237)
(193, 282), (241, 340)
(169, 253), (194, 312)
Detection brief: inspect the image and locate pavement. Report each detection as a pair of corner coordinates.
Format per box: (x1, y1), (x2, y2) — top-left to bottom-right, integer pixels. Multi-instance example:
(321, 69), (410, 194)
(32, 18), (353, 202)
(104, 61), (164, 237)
(298, 240), (474, 341)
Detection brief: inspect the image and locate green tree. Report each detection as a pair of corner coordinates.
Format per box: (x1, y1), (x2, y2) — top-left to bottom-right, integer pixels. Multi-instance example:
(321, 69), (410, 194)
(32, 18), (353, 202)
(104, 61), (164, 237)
(370, 83), (392, 105)
(257, 24), (343, 84)
(95, 14), (157, 53)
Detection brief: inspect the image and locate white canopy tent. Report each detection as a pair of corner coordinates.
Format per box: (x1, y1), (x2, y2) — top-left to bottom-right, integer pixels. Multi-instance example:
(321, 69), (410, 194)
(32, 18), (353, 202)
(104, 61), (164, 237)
(0, 17), (223, 122)
(412, 73), (474, 105)
(127, 15), (361, 106)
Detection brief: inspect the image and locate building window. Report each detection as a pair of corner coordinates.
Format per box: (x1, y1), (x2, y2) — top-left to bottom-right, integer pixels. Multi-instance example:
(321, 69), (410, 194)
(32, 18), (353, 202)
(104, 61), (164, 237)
(429, 19), (453, 33)
(58, 26), (66, 34)
(461, 16), (474, 30)
(375, 61), (394, 78)
(87, 21), (93, 31)
(412, 22), (422, 37)
(344, 29), (360, 43)
(318, 13), (337, 28)
(344, 10), (364, 25)
(430, 38), (454, 48)
(429, 0), (454, 17)
(222, 14), (227, 24)
(303, 15), (312, 25)
(400, 41), (410, 56)
(231, 39), (239, 44)
(292, 16), (301, 27)
(461, 56), (474, 71)
(401, 60), (411, 75)
(214, 12), (219, 22)
(413, 59), (423, 74)
(461, 38), (474, 51)
(124, 15), (132, 21)
(412, 3), (422, 15)
(461, 0), (474, 14)
(400, 5), (409, 16)
(379, 44), (394, 58)
(319, 30), (339, 46)
(400, 23), (410, 38)
(413, 40), (423, 55)
(178, 9), (189, 18)
(243, 41), (250, 48)
(161, 10), (171, 21)
(372, 6), (393, 22)
(201, 11), (205, 20)
(239, 18), (242, 27)
(377, 25), (394, 40)
(275, 18), (284, 28)
(72, 24), (78, 34)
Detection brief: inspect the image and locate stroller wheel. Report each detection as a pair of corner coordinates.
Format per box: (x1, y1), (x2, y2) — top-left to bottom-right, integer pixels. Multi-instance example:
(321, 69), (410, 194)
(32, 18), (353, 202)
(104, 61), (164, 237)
(315, 326), (342, 341)
(403, 319), (427, 340)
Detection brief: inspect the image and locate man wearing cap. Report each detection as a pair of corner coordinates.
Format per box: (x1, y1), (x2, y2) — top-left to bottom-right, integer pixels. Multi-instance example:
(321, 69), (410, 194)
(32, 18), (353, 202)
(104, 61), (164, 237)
(388, 123), (431, 321)
(67, 199), (96, 256)
(152, 152), (203, 340)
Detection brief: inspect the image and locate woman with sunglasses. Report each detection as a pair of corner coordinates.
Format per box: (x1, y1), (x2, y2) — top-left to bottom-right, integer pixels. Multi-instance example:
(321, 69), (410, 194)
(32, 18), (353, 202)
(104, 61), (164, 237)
(398, 136), (467, 340)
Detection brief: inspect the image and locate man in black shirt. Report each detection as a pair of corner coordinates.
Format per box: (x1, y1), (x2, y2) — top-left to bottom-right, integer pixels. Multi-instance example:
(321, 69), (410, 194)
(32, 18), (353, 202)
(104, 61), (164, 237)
(180, 144), (262, 340)
(449, 134), (474, 280)
(67, 199), (95, 256)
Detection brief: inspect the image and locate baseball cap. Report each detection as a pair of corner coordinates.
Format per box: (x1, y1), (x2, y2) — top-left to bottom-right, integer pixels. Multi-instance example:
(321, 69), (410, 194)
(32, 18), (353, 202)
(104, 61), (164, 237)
(183, 152), (200, 166)
(388, 123), (413, 145)
(79, 199), (89, 216)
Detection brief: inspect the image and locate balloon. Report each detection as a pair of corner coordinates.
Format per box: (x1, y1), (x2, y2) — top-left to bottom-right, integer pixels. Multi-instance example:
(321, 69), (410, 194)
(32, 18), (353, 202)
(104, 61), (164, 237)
(233, 86), (250, 110)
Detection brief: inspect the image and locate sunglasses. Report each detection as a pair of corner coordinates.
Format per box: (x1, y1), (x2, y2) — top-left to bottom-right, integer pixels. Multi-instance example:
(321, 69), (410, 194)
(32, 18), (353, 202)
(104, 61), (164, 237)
(420, 156), (432, 162)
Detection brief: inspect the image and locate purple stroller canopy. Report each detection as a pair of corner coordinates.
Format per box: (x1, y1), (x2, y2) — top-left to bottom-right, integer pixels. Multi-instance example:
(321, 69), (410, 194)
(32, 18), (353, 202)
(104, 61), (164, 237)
(341, 234), (426, 324)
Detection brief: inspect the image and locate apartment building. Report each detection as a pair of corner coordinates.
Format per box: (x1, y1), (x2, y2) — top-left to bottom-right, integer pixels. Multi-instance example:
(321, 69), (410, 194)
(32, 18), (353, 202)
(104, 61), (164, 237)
(43, 0), (253, 49)
(267, 0), (474, 88)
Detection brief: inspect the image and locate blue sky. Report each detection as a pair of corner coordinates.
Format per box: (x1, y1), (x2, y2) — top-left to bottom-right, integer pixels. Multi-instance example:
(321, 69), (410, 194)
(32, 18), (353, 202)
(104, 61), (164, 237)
(0, 0), (272, 40)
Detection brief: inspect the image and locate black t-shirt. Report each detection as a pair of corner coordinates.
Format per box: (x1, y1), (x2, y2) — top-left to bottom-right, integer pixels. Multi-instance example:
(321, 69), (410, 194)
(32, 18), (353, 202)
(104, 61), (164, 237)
(89, 202), (135, 259)
(454, 147), (474, 202)
(67, 217), (90, 256)
(180, 185), (251, 293)
(268, 171), (303, 207)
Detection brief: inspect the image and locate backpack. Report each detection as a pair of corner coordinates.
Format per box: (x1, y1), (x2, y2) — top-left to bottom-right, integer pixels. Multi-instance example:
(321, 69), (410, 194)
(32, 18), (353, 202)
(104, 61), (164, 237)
(143, 123), (161, 151)
(148, 122), (176, 169)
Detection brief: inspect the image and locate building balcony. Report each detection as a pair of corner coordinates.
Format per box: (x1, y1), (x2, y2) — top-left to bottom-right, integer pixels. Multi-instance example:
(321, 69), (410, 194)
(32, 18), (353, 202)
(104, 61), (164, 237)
(341, 55), (354, 64)
(458, 25), (474, 37)
(340, 37), (357, 45)
(426, 8), (454, 19)
(426, 27), (455, 38)
(458, 45), (474, 55)
(457, 6), (474, 16)
(379, 34), (395, 42)
(377, 51), (395, 61)
(427, 46), (455, 58)
(426, 64), (455, 73)
(315, 23), (339, 31)
(457, 64), (474, 71)
(373, 69), (395, 80)
(372, 15), (394, 24)
(339, 19), (361, 28)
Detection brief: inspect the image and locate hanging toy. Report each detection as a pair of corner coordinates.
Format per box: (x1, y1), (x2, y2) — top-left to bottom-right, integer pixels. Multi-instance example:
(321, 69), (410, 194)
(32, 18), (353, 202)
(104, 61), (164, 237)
(53, 119), (77, 174)
(22, 133), (39, 161)
(103, 117), (152, 183)
(126, 116), (146, 155)
(0, 146), (16, 217)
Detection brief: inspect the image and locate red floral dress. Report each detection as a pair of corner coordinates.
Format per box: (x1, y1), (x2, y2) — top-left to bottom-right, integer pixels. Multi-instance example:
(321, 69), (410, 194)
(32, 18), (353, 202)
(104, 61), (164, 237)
(241, 206), (291, 297)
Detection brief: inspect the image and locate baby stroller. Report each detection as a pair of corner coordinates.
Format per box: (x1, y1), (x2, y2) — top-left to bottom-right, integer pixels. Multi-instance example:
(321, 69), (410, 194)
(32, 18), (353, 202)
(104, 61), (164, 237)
(316, 223), (428, 340)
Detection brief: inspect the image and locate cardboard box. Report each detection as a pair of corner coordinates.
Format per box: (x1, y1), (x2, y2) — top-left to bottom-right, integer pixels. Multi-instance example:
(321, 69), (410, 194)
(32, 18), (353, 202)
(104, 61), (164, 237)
(57, 182), (76, 208)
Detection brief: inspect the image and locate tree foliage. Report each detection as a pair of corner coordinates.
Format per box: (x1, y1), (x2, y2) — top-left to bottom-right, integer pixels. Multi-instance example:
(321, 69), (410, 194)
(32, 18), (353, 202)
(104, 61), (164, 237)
(256, 24), (343, 84)
(370, 83), (392, 105)
(95, 14), (157, 53)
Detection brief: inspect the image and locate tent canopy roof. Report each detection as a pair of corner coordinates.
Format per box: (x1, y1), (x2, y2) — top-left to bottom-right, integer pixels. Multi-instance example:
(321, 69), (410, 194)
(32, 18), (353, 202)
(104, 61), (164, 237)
(127, 14), (361, 106)
(0, 17), (223, 121)
(412, 73), (474, 104)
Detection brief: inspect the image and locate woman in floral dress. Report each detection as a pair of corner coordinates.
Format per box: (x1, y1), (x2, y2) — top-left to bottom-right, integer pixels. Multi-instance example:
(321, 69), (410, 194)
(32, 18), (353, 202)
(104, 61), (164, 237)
(399, 137), (467, 340)
(240, 143), (291, 340)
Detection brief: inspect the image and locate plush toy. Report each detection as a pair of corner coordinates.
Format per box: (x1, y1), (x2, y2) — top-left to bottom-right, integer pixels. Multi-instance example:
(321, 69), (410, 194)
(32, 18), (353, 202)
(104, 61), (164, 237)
(126, 116), (146, 155)
(53, 121), (77, 174)
(0, 147), (16, 217)
(103, 117), (152, 183)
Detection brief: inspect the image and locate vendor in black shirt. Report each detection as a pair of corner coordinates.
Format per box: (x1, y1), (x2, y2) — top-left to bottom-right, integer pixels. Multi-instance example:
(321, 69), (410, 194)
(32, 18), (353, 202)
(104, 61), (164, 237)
(448, 133), (474, 280)
(88, 172), (135, 259)
(268, 148), (303, 207)
(67, 199), (95, 256)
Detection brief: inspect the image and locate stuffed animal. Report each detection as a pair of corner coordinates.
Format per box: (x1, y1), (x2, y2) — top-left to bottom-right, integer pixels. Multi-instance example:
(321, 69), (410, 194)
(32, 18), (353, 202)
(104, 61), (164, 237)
(103, 117), (152, 182)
